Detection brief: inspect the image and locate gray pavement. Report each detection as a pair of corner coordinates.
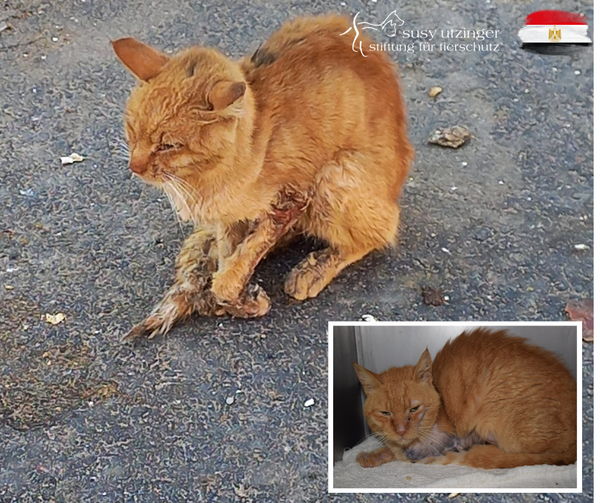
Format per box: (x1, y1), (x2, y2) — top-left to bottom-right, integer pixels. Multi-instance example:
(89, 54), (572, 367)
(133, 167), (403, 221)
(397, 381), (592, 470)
(0, 0), (593, 501)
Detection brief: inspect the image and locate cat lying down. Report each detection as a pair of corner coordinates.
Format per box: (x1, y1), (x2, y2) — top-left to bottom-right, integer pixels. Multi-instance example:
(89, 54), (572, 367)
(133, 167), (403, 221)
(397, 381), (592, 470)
(353, 328), (577, 470)
(111, 15), (412, 339)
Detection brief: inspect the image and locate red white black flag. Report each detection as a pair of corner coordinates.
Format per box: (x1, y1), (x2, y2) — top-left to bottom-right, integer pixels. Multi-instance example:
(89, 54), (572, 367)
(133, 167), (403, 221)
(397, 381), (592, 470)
(518, 10), (591, 53)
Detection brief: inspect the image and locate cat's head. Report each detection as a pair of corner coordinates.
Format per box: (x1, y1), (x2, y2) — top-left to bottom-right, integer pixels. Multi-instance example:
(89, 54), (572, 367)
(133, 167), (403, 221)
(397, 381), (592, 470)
(112, 37), (254, 221)
(354, 349), (441, 448)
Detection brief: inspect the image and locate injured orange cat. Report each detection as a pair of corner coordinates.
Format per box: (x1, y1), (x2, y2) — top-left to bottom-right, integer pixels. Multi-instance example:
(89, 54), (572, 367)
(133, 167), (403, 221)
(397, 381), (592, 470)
(353, 328), (576, 469)
(111, 15), (412, 339)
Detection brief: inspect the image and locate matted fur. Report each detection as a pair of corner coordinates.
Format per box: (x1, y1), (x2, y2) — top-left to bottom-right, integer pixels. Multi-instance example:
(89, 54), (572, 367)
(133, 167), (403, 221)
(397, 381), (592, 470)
(354, 328), (576, 469)
(112, 15), (413, 338)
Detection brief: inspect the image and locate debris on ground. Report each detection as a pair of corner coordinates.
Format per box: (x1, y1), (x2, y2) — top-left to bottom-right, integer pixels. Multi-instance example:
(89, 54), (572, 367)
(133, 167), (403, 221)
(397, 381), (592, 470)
(303, 398), (315, 408)
(428, 86), (443, 98)
(565, 299), (593, 342)
(574, 244), (590, 251)
(42, 312), (66, 325)
(361, 314), (377, 322)
(428, 126), (472, 149)
(60, 152), (86, 165)
(422, 287), (445, 306)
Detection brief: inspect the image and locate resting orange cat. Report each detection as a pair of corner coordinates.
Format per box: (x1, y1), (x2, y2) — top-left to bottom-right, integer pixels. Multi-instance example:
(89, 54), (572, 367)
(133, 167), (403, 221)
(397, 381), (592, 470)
(112, 15), (412, 338)
(354, 329), (576, 469)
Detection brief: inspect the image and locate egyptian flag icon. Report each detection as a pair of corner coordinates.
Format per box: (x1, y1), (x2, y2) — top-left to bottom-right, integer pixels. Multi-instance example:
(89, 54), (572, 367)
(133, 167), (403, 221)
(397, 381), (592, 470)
(518, 10), (592, 54)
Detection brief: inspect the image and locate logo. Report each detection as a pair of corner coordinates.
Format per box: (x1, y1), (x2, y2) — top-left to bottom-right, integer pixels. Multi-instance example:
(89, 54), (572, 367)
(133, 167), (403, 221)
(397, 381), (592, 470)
(341, 10), (405, 56)
(340, 11), (502, 56)
(518, 10), (591, 54)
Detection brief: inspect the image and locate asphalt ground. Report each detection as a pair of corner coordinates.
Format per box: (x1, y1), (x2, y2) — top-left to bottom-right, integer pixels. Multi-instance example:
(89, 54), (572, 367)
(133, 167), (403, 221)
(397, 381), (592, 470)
(0, 0), (593, 501)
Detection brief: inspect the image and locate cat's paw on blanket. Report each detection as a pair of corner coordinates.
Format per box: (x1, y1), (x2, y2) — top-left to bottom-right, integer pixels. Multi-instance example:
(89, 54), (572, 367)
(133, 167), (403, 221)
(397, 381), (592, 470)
(357, 446), (396, 468)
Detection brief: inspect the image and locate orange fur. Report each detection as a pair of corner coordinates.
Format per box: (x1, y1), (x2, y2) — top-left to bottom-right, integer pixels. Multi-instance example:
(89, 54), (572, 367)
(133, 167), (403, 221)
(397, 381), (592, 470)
(354, 329), (577, 469)
(113, 15), (413, 338)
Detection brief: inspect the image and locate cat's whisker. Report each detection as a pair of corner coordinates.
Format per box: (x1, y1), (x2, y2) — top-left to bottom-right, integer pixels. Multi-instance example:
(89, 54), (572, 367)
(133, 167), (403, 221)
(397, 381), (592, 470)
(166, 175), (196, 223)
(163, 181), (186, 236)
(169, 174), (200, 202)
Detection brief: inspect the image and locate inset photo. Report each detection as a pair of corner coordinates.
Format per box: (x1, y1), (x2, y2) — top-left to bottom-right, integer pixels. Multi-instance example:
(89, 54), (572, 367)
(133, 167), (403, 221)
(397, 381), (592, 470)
(329, 322), (582, 493)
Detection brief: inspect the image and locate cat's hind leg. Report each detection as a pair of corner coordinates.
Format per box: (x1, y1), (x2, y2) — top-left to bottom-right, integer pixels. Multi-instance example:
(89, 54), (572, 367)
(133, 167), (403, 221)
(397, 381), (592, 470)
(284, 246), (372, 300)
(416, 443), (576, 469)
(285, 152), (402, 300)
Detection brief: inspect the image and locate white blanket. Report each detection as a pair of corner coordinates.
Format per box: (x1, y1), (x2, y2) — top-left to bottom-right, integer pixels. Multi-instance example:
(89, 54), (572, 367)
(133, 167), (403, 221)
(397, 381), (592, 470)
(333, 437), (577, 489)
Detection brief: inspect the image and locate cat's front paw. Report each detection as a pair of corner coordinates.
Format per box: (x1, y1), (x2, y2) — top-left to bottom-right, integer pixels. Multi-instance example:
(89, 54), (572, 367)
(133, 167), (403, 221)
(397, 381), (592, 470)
(211, 270), (245, 303)
(356, 447), (395, 468)
(219, 284), (271, 318)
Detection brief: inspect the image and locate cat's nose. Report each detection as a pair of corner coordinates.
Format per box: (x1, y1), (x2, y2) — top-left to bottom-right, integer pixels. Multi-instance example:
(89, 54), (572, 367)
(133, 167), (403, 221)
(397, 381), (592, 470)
(395, 423), (408, 437)
(129, 156), (148, 174)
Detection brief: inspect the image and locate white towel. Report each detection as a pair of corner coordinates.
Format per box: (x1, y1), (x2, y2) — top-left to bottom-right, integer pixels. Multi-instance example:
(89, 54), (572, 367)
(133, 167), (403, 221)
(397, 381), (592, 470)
(333, 436), (577, 489)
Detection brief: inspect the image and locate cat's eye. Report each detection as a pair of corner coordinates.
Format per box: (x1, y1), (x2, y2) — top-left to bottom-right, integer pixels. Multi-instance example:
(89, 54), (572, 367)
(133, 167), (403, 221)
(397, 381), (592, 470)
(410, 406), (420, 413)
(156, 142), (182, 152)
(379, 411), (391, 416)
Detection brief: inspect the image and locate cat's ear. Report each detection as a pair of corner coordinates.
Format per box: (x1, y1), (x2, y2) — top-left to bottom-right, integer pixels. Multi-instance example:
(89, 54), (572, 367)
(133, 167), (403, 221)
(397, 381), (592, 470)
(111, 37), (170, 81)
(353, 363), (382, 395)
(413, 349), (433, 385)
(208, 80), (246, 110)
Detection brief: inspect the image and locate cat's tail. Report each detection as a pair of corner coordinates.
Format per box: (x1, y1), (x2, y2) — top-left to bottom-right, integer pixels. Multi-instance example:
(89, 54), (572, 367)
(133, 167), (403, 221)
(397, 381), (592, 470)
(447, 443), (577, 469)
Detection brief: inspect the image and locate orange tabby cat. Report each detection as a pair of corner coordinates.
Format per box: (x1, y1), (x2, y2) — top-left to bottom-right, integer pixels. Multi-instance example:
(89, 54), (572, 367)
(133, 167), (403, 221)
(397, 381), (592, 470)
(354, 328), (576, 469)
(112, 15), (412, 339)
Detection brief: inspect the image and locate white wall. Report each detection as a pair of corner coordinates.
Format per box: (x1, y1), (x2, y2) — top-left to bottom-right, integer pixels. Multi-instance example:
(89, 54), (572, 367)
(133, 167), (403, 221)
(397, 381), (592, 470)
(355, 324), (578, 379)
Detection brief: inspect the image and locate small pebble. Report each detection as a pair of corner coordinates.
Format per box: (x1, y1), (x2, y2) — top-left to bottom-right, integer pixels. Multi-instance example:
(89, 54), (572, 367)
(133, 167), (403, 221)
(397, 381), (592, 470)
(428, 86), (443, 98)
(226, 396), (234, 405)
(304, 398), (315, 408)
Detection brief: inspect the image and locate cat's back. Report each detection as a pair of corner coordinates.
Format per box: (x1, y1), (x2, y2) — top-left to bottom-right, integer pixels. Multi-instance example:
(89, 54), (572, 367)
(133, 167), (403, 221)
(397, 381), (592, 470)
(433, 328), (574, 387)
(241, 15), (404, 128)
(432, 329), (576, 422)
(242, 15), (395, 79)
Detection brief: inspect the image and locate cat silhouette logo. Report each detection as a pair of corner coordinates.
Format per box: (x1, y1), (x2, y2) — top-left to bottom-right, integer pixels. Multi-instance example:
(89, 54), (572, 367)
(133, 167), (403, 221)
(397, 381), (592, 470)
(341, 10), (405, 57)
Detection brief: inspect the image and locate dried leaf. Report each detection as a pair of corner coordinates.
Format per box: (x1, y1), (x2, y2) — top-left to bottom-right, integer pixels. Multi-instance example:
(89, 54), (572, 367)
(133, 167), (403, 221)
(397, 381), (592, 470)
(42, 313), (66, 325)
(428, 126), (472, 149)
(565, 299), (593, 342)
(422, 287), (445, 306)
(428, 86), (443, 98)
